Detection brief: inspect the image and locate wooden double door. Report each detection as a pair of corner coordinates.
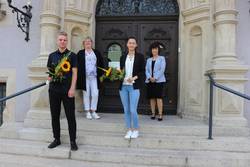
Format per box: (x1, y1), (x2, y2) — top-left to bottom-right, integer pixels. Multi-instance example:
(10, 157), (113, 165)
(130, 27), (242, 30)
(95, 18), (178, 115)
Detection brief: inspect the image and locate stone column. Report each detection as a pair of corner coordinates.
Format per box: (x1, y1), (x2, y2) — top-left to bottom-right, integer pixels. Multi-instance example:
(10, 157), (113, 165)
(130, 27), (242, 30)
(25, 0), (62, 122)
(208, 0), (249, 128)
(64, 0), (92, 114)
(40, 0), (62, 58)
(213, 0), (238, 64)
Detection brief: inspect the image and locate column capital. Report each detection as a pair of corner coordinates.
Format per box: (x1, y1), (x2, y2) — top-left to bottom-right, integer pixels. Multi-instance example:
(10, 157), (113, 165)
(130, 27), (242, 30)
(215, 0), (236, 12)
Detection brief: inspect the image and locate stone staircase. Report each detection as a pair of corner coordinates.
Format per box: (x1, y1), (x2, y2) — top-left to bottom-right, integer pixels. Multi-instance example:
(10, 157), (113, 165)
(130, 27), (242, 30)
(0, 110), (250, 167)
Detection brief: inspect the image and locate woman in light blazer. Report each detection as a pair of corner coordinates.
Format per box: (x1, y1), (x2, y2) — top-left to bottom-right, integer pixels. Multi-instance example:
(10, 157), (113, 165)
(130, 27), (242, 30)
(145, 42), (166, 121)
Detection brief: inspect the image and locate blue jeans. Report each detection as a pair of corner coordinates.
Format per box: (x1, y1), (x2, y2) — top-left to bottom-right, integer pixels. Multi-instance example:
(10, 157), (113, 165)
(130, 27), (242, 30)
(119, 85), (140, 129)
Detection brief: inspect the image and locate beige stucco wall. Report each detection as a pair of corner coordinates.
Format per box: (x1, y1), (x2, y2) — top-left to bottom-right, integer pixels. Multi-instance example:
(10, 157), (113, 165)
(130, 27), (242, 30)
(0, 0), (43, 122)
(236, 0), (250, 124)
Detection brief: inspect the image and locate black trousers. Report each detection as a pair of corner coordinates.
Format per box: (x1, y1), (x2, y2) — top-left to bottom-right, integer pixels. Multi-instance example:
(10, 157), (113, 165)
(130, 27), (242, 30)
(49, 90), (76, 142)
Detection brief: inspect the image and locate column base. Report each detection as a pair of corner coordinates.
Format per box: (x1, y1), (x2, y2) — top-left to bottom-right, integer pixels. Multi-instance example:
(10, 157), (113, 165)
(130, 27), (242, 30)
(206, 62), (249, 136)
(212, 116), (249, 127)
(0, 122), (23, 139)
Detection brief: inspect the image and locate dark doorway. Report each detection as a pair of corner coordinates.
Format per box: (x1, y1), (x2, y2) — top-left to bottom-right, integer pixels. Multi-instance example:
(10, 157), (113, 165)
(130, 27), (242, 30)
(95, 0), (179, 115)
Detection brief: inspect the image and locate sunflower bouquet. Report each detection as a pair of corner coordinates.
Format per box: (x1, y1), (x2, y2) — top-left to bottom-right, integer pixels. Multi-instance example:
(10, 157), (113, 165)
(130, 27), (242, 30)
(47, 52), (71, 82)
(98, 67), (125, 82)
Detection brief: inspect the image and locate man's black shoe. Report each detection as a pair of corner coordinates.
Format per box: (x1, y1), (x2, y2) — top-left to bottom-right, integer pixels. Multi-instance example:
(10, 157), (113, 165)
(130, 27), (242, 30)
(48, 139), (61, 149)
(70, 141), (78, 151)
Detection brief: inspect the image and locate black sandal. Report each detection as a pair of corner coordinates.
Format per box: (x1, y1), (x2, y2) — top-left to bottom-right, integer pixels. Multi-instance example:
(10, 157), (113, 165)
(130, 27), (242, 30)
(151, 113), (156, 120)
(158, 115), (163, 121)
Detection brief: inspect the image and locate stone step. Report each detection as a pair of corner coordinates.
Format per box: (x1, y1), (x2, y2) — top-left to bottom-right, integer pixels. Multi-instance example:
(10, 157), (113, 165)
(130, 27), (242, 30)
(68, 145), (250, 167)
(0, 154), (156, 167)
(0, 138), (69, 159)
(25, 109), (51, 120)
(0, 138), (249, 167)
(19, 128), (250, 152)
(23, 119), (211, 137)
(24, 114), (250, 137)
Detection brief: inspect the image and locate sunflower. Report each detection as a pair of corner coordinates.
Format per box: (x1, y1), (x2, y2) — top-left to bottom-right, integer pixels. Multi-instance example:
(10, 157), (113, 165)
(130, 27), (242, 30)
(105, 67), (112, 77)
(61, 60), (71, 72)
(98, 67), (112, 77)
(98, 67), (125, 82)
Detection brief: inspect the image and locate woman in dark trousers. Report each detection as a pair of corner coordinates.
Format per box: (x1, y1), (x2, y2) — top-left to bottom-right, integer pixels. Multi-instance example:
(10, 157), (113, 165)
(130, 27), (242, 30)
(119, 37), (145, 139)
(145, 42), (166, 121)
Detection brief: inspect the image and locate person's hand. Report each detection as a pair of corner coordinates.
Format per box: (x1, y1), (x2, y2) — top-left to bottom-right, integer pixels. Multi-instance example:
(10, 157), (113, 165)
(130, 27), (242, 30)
(133, 76), (138, 81)
(46, 77), (52, 85)
(68, 88), (75, 98)
(150, 77), (156, 83)
(127, 77), (134, 83)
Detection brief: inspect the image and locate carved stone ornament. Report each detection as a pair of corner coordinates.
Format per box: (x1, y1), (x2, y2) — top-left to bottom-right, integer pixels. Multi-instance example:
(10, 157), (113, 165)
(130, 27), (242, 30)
(144, 28), (171, 40)
(96, 0), (179, 16)
(103, 28), (127, 39)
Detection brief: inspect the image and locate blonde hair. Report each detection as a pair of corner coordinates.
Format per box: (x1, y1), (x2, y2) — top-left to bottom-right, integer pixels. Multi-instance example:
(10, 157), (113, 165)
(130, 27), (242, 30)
(83, 36), (93, 43)
(58, 31), (68, 37)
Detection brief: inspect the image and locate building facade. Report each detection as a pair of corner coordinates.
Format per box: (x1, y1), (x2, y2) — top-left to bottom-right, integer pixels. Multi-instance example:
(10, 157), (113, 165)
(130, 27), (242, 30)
(0, 0), (249, 129)
(236, 0), (250, 123)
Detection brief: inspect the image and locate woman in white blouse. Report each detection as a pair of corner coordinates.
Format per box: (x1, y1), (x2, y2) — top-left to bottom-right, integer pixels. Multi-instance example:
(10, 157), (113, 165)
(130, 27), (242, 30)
(119, 37), (145, 139)
(77, 37), (104, 120)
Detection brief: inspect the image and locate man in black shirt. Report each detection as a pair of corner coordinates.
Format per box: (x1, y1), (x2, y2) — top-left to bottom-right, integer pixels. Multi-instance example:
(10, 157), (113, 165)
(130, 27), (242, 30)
(47, 31), (78, 151)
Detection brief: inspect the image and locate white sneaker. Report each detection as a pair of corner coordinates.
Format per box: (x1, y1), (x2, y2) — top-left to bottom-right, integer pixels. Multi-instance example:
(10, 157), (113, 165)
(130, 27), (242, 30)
(131, 130), (139, 139)
(124, 130), (133, 139)
(86, 112), (92, 120)
(92, 112), (100, 119)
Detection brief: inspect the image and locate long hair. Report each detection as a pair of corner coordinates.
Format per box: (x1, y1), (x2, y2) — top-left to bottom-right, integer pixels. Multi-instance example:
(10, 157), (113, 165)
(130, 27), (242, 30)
(126, 36), (138, 53)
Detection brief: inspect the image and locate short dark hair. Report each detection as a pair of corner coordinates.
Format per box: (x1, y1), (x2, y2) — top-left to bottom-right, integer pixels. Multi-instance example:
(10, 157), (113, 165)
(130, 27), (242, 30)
(149, 42), (161, 57)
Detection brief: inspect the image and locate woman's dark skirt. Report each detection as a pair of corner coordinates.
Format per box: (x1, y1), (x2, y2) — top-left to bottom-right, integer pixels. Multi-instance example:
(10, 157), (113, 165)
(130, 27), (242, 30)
(146, 82), (165, 99)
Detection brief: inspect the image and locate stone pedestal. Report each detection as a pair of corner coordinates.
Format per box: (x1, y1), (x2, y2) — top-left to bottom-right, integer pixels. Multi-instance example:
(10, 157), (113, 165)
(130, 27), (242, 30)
(25, 0), (62, 121)
(207, 0), (249, 127)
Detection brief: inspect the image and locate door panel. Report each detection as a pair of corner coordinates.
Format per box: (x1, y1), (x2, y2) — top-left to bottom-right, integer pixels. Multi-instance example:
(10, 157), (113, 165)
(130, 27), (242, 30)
(96, 20), (178, 115)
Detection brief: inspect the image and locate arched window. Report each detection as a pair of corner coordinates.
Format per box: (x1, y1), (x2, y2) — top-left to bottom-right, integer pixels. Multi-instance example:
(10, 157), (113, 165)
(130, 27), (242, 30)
(107, 44), (122, 68)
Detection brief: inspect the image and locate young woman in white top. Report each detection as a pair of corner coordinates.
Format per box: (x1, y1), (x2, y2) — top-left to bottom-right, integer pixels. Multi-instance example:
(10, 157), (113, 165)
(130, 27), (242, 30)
(119, 37), (145, 139)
